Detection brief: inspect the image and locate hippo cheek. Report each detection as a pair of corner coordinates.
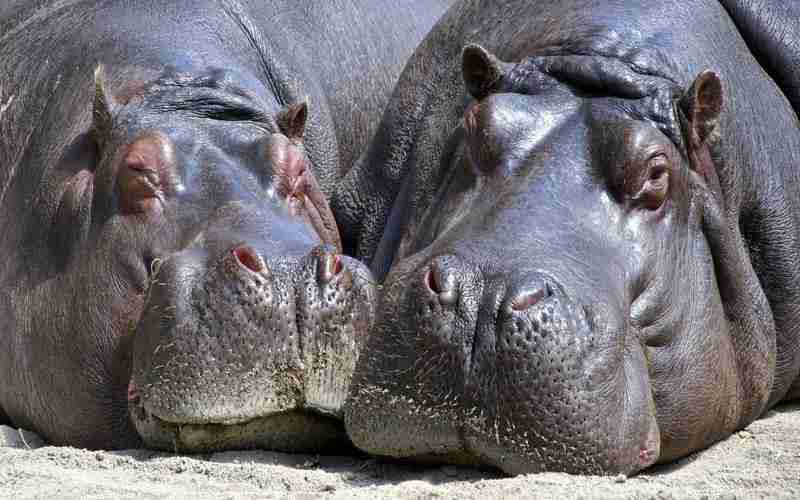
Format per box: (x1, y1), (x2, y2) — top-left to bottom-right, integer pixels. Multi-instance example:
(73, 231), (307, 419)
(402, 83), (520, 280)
(129, 244), (376, 453)
(345, 263), (660, 475)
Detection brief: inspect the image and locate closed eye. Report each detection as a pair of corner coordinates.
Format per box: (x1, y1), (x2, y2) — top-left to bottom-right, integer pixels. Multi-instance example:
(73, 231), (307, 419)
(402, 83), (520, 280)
(182, 98), (267, 122)
(153, 90), (271, 125)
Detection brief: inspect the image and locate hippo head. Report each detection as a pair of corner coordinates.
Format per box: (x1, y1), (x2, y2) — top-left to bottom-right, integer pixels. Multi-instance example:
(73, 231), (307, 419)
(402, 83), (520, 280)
(61, 67), (375, 451)
(345, 46), (775, 475)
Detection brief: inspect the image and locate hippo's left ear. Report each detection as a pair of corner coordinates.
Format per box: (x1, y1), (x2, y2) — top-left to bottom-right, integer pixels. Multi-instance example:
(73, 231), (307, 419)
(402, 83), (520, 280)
(462, 44), (510, 100)
(92, 65), (119, 149)
(679, 70), (723, 146)
(277, 101), (308, 142)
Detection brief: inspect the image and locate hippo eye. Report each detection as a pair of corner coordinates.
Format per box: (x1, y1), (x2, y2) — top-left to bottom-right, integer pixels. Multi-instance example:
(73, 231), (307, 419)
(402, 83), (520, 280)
(126, 158), (161, 187)
(637, 155), (670, 210)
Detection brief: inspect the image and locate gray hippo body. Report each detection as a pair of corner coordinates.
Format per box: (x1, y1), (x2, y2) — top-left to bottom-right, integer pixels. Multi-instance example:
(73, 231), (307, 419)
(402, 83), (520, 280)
(0, 0), (451, 450)
(719, 0), (800, 119)
(336, 0), (800, 475)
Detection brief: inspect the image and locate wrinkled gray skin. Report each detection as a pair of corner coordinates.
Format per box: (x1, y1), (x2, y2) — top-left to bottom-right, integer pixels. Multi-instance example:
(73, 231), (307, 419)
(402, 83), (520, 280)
(717, 0), (800, 402)
(0, 0), (451, 451)
(719, 0), (800, 125)
(336, 0), (800, 476)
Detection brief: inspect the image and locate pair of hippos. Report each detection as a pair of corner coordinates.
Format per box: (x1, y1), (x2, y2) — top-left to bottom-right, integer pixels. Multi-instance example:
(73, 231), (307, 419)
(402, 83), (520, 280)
(2, 0), (800, 477)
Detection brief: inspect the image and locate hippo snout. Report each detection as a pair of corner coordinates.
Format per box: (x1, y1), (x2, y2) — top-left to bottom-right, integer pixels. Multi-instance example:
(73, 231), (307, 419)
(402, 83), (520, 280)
(346, 255), (659, 475)
(415, 256), (567, 376)
(130, 231), (376, 453)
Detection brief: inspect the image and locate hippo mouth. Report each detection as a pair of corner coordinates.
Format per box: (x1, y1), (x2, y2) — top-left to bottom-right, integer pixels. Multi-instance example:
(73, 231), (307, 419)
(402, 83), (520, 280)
(129, 229), (376, 453)
(127, 382), (352, 453)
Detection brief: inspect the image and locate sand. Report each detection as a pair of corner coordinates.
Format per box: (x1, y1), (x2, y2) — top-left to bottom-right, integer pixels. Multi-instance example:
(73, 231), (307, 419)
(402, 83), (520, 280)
(1, 401), (798, 499)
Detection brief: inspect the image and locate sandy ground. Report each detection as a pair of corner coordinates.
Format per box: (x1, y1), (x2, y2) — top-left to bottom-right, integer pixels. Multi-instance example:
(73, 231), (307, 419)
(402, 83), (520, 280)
(0, 401), (798, 499)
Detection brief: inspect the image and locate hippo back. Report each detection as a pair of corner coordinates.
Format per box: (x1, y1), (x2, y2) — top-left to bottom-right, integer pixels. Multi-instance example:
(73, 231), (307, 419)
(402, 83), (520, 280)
(239, 0), (454, 177)
(719, 0), (800, 120)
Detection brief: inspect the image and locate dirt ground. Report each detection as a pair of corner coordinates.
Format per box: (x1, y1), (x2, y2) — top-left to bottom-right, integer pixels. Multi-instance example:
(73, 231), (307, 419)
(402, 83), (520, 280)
(1, 401), (798, 499)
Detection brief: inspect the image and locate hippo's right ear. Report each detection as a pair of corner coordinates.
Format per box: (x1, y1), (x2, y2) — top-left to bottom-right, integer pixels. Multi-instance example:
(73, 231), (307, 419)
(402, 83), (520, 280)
(679, 70), (723, 147)
(277, 101), (308, 142)
(462, 44), (509, 100)
(92, 65), (118, 149)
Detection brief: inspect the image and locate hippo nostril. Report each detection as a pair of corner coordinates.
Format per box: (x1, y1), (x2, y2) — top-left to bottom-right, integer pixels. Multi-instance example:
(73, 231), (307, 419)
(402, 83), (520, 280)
(232, 245), (264, 273)
(317, 252), (343, 284)
(424, 269), (440, 294)
(511, 289), (546, 311)
(333, 255), (343, 275)
(506, 277), (556, 314)
(424, 267), (458, 306)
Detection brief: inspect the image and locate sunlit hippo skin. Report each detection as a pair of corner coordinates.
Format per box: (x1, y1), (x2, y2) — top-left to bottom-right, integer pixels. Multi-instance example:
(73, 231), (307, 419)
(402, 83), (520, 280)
(719, 0), (800, 123)
(335, 0), (800, 476)
(0, 0), (452, 451)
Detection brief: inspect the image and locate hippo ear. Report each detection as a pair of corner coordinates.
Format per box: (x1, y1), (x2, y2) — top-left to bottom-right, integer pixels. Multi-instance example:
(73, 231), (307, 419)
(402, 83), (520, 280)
(277, 101), (308, 141)
(679, 70), (723, 146)
(462, 44), (508, 100)
(92, 65), (118, 149)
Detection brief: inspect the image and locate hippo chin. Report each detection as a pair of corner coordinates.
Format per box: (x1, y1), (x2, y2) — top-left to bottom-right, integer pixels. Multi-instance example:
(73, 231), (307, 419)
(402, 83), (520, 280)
(0, 0), (452, 450)
(336, 0), (800, 476)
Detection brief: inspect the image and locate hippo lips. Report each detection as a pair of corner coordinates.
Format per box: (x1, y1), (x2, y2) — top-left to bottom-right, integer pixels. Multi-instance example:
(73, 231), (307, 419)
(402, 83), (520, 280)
(127, 381), (352, 453)
(128, 304), (357, 453)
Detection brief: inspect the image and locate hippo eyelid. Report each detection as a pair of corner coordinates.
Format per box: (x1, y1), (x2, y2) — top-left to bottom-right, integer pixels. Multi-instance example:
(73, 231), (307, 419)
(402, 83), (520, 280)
(632, 170), (669, 210)
(129, 165), (161, 187)
(647, 160), (668, 180)
(158, 89), (271, 126)
(126, 157), (152, 172)
(647, 151), (668, 164)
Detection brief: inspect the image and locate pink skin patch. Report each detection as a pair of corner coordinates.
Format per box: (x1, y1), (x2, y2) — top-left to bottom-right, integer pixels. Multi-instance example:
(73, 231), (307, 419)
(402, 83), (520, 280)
(118, 132), (175, 215)
(331, 255), (343, 275)
(233, 245), (265, 274)
(269, 134), (307, 199)
(267, 133), (342, 252)
(424, 268), (440, 294)
(639, 447), (655, 465)
(127, 380), (139, 403)
(511, 289), (545, 311)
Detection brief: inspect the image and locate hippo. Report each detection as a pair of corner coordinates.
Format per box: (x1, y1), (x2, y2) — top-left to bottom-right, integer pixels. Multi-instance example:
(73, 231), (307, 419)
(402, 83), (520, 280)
(0, 0), (452, 451)
(335, 0), (800, 476)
